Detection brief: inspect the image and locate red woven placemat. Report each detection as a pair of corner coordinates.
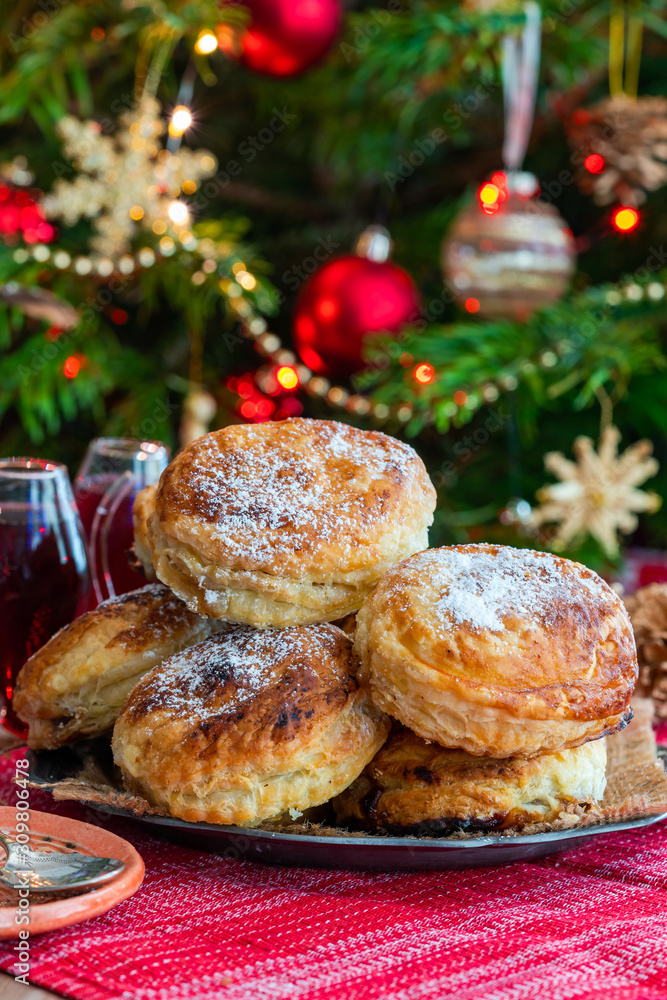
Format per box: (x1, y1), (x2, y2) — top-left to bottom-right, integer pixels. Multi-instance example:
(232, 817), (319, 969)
(1, 736), (667, 1000)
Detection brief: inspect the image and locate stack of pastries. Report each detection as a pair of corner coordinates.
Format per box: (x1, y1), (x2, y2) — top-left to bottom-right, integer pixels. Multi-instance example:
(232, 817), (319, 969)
(15, 418), (638, 836)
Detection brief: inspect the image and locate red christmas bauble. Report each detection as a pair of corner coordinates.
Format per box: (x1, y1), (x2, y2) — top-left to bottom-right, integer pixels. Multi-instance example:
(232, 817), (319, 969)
(293, 253), (421, 377)
(0, 184), (54, 244)
(220, 0), (342, 78)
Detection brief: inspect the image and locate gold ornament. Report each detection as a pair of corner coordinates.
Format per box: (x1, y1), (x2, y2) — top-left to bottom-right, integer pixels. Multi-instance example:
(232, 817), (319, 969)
(567, 96), (667, 207)
(43, 98), (217, 256)
(531, 425), (661, 556)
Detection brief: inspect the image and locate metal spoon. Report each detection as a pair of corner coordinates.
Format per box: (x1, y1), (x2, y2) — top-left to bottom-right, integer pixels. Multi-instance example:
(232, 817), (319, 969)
(0, 832), (125, 892)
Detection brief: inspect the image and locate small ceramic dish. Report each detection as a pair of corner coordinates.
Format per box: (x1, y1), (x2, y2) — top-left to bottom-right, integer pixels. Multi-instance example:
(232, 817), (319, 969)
(0, 807), (144, 939)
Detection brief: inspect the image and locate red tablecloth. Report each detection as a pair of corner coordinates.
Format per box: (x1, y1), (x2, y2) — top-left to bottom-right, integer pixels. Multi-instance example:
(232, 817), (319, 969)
(1, 738), (667, 1000)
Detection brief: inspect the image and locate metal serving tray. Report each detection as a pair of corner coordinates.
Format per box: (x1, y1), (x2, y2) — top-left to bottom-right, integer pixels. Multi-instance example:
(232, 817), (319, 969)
(26, 743), (667, 871)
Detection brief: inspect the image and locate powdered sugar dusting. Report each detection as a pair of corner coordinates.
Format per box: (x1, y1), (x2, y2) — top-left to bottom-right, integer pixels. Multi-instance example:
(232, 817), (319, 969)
(421, 545), (617, 633)
(177, 419), (427, 561)
(138, 622), (340, 719)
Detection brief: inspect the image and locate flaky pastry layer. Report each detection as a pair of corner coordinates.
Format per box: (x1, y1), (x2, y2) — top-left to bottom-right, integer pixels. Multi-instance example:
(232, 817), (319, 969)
(14, 583), (217, 749)
(146, 418), (436, 627)
(355, 544), (637, 758)
(132, 483), (158, 581)
(149, 522), (429, 627)
(112, 623), (390, 826)
(334, 725), (607, 833)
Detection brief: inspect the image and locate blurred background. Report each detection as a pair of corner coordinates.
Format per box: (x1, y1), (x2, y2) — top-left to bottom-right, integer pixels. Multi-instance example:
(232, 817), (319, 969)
(1, 0), (667, 582)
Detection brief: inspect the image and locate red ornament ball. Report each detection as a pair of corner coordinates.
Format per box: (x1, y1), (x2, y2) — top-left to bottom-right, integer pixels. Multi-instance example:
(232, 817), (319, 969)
(293, 255), (421, 377)
(221, 0), (342, 78)
(0, 185), (55, 244)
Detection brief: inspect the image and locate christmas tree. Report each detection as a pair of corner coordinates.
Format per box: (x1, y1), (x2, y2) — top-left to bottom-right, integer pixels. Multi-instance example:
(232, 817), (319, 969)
(1, 0), (666, 573)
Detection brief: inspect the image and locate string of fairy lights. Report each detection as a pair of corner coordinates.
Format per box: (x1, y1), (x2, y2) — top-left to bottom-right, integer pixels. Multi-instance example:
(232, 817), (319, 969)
(477, 172), (641, 233)
(236, 267), (666, 427)
(11, 167), (666, 425)
(7, 31), (661, 427)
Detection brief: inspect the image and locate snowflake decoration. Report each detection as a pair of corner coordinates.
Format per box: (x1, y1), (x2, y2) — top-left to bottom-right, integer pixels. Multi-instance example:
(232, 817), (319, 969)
(531, 425), (661, 556)
(43, 98), (217, 257)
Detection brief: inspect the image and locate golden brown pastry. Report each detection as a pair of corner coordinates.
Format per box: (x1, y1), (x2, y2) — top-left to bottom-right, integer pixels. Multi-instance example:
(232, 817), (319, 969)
(334, 725), (607, 834)
(146, 418), (436, 628)
(355, 544), (637, 758)
(623, 583), (667, 715)
(332, 613), (357, 638)
(132, 483), (158, 581)
(14, 583), (218, 749)
(112, 622), (390, 826)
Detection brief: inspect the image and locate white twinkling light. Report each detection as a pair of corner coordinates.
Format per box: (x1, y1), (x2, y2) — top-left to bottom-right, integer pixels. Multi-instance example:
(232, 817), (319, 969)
(167, 201), (189, 226)
(169, 106), (193, 137)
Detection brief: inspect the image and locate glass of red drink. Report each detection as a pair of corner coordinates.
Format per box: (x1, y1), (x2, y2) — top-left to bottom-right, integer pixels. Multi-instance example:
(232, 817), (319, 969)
(73, 438), (169, 606)
(0, 458), (91, 735)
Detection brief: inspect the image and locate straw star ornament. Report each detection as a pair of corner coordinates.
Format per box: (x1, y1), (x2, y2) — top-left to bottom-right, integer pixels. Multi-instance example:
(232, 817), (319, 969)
(531, 425), (661, 556)
(43, 98), (217, 257)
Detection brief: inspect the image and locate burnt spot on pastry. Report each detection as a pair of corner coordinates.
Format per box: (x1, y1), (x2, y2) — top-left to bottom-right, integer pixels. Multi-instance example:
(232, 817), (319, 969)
(412, 765), (435, 784)
(361, 786), (382, 819)
(120, 622), (365, 758)
(384, 815), (507, 837)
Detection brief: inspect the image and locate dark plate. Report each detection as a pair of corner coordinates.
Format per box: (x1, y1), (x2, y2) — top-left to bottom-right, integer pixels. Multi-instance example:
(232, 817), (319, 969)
(26, 744), (667, 871)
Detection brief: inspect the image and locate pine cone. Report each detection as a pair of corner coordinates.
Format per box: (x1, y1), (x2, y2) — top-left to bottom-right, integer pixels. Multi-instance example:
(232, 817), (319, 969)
(625, 583), (667, 718)
(566, 96), (667, 206)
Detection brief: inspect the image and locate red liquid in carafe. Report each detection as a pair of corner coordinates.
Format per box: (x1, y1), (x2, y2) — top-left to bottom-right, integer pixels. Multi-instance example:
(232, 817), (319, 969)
(0, 522), (89, 735)
(75, 475), (148, 605)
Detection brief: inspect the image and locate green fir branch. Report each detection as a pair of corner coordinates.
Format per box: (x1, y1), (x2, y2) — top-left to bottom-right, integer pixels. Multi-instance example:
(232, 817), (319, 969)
(360, 273), (667, 436)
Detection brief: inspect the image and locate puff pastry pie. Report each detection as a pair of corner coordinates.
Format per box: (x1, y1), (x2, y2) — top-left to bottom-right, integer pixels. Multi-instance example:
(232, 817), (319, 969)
(334, 725), (607, 834)
(355, 544), (637, 758)
(14, 583), (217, 749)
(145, 418), (436, 628)
(112, 622), (390, 826)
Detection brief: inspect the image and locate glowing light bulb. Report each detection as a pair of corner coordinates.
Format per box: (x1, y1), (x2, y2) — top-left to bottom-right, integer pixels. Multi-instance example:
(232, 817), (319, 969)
(237, 271), (257, 290)
(479, 183), (500, 206)
(168, 201), (189, 226)
(169, 106), (193, 137)
(584, 153), (605, 174)
(240, 400), (256, 419)
(195, 30), (218, 55)
(63, 355), (82, 379)
(613, 207), (639, 232)
(276, 366), (299, 390)
(413, 363), (435, 385)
